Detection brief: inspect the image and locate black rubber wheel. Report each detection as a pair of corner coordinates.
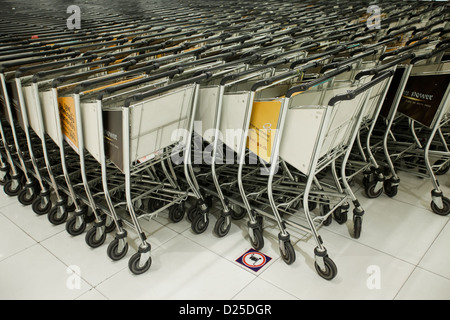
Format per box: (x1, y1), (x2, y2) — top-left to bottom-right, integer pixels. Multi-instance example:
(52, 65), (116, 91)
(280, 241), (296, 265)
(168, 203), (185, 223)
(314, 256), (338, 281)
(333, 206), (348, 225)
(250, 227), (264, 251)
(431, 197), (450, 216)
(384, 179), (398, 198)
(365, 181), (383, 199)
(48, 206), (68, 225)
(32, 197), (52, 215)
(362, 175), (370, 189)
(65, 215), (86, 236)
(0, 170), (10, 186)
(105, 218), (117, 234)
(433, 159), (450, 176)
(303, 198), (317, 212)
(148, 198), (164, 213)
(18, 187), (37, 206)
(4, 179), (22, 196)
(83, 208), (96, 223)
(353, 216), (362, 239)
(191, 214), (209, 234)
(128, 252), (152, 275)
(204, 195), (213, 208)
(320, 202), (332, 226)
(107, 239), (129, 261)
(187, 205), (201, 222)
(214, 215), (231, 238)
(229, 204), (246, 220)
(85, 227), (106, 248)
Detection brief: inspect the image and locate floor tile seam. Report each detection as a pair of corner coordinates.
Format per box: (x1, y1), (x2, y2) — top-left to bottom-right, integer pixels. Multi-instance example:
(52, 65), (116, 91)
(294, 226), (428, 269)
(414, 219), (449, 272)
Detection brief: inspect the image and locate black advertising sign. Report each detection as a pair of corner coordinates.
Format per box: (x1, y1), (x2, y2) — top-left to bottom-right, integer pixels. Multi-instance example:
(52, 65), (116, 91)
(103, 109), (124, 173)
(379, 67), (406, 119)
(397, 73), (450, 128)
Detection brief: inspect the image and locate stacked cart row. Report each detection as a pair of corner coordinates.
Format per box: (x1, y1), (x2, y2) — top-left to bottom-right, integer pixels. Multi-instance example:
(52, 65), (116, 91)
(0, 0), (449, 280)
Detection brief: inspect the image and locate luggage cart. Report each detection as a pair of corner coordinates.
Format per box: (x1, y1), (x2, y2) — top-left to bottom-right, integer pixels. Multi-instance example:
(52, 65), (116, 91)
(0, 51), (84, 215)
(84, 69), (212, 274)
(380, 42), (450, 215)
(231, 64), (394, 279)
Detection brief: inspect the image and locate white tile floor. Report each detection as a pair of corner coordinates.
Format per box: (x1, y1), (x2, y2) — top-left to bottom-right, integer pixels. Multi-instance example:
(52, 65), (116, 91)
(0, 170), (449, 300)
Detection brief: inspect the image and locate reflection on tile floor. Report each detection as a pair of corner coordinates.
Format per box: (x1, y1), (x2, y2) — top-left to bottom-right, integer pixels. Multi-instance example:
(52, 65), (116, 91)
(0, 170), (449, 300)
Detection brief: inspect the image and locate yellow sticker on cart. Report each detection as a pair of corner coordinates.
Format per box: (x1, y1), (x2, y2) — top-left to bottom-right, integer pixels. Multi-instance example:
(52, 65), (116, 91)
(247, 100), (282, 163)
(58, 96), (79, 152)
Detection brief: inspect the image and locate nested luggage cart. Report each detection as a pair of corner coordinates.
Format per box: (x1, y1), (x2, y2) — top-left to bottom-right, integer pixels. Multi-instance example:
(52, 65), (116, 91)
(227, 63), (394, 279)
(72, 66), (213, 274)
(0, 0), (449, 281)
(377, 41), (450, 215)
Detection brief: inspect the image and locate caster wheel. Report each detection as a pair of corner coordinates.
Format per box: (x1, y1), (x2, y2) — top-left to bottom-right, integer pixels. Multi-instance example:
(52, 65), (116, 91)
(128, 252), (152, 275)
(48, 206), (68, 225)
(191, 214), (209, 234)
(365, 181), (383, 199)
(204, 195), (213, 208)
(18, 187), (37, 206)
(303, 198), (317, 212)
(168, 202), (185, 223)
(333, 206), (348, 225)
(85, 227), (106, 248)
(105, 216), (117, 234)
(353, 216), (362, 239)
(250, 227), (264, 251)
(148, 198), (164, 213)
(431, 197), (450, 216)
(280, 241), (296, 265)
(433, 159), (450, 176)
(214, 215), (231, 238)
(314, 256), (338, 280)
(4, 179), (22, 196)
(83, 208), (96, 223)
(187, 205), (201, 222)
(384, 179), (398, 198)
(229, 203), (246, 220)
(107, 238), (129, 261)
(65, 215), (86, 236)
(0, 169), (10, 186)
(32, 196), (52, 215)
(319, 201), (332, 226)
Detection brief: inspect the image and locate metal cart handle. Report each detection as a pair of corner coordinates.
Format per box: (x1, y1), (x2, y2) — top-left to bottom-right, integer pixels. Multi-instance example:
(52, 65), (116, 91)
(379, 39), (430, 61)
(14, 54), (99, 79)
(285, 64), (353, 98)
(349, 37), (401, 57)
(0, 51), (80, 73)
(250, 61), (320, 92)
(0, 48), (66, 63)
(320, 49), (378, 74)
(289, 45), (347, 70)
(220, 58), (289, 86)
(355, 53), (415, 81)
(263, 42), (320, 64)
(411, 42), (450, 65)
(73, 63), (160, 94)
(52, 59), (137, 88)
(380, 26), (417, 41)
(97, 67), (185, 100)
(328, 70), (395, 106)
(124, 72), (212, 107)
(406, 27), (444, 46)
(102, 43), (165, 60)
(192, 54), (261, 77)
(171, 51), (238, 70)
